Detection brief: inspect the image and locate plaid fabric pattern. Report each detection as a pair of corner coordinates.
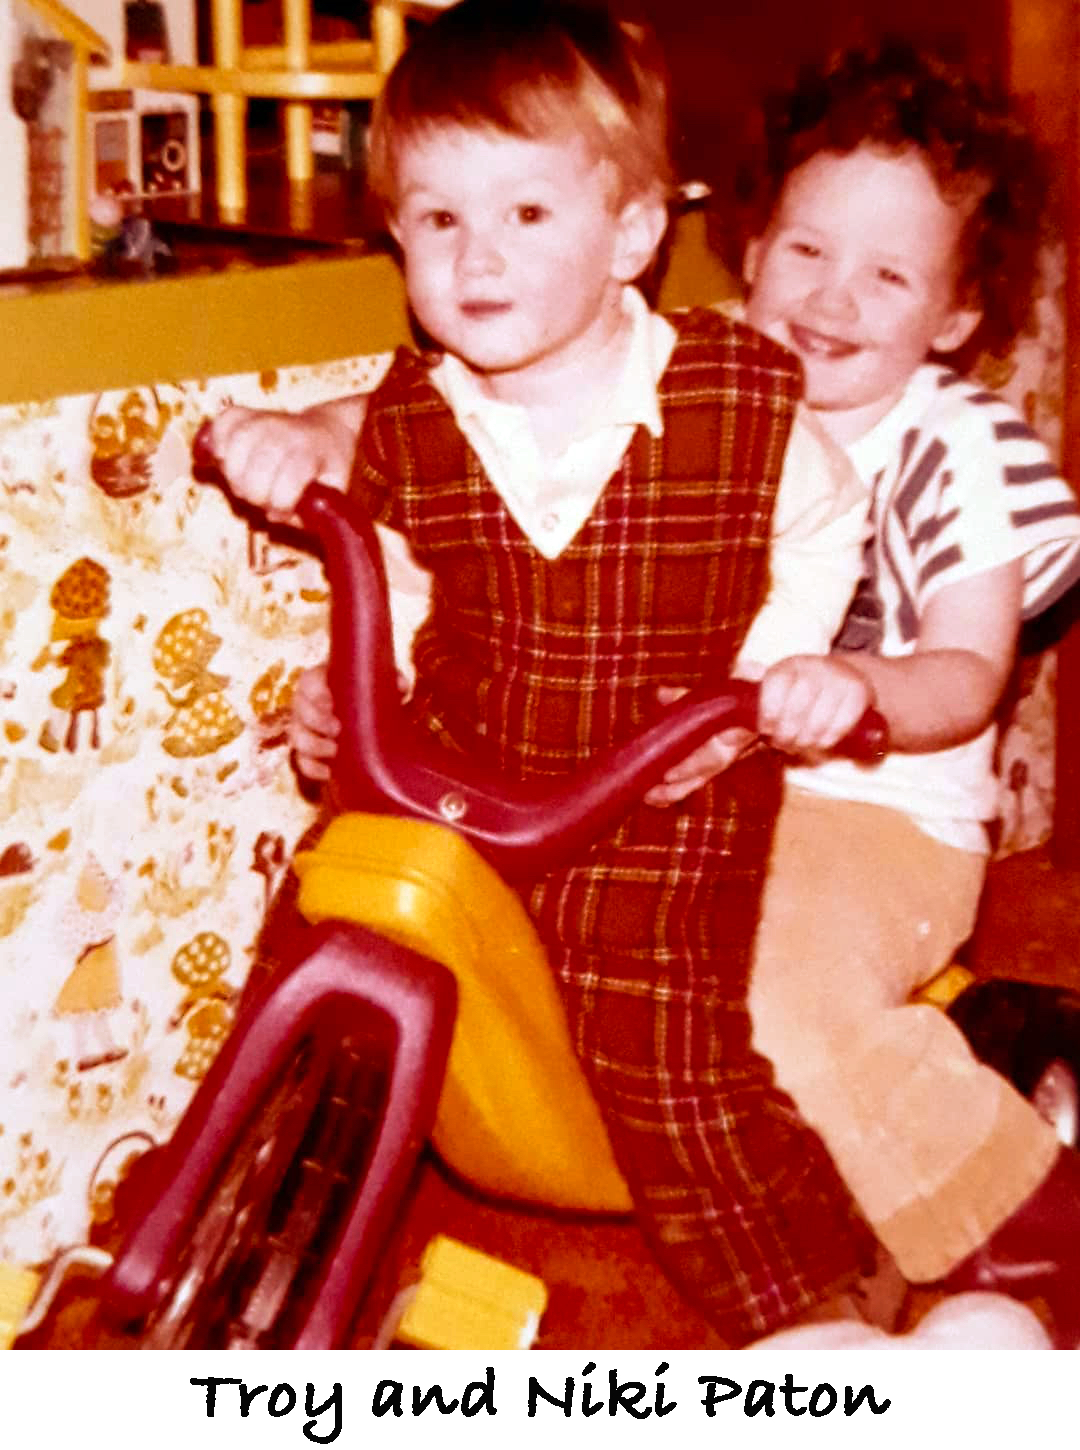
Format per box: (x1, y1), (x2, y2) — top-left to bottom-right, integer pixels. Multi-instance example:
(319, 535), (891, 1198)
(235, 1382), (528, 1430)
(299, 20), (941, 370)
(350, 309), (873, 1342)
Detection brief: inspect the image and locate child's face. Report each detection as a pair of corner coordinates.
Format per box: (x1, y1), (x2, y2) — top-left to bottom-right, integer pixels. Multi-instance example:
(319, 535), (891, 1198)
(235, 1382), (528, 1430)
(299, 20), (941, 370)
(389, 125), (664, 399)
(744, 146), (982, 443)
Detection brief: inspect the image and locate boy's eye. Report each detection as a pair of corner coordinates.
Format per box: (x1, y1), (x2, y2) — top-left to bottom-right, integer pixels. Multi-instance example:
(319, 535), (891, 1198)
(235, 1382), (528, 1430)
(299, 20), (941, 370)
(877, 267), (909, 288)
(788, 240), (820, 258)
(424, 209), (457, 230)
(514, 203), (549, 225)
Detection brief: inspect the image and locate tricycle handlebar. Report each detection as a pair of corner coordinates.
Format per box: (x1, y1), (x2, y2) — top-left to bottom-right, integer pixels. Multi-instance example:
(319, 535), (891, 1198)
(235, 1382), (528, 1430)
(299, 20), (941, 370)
(195, 424), (887, 878)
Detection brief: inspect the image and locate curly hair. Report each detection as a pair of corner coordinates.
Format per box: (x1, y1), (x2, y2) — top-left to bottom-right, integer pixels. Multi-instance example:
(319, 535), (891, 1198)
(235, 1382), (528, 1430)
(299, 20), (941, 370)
(366, 0), (674, 214)
(744, 41), (1048, 359)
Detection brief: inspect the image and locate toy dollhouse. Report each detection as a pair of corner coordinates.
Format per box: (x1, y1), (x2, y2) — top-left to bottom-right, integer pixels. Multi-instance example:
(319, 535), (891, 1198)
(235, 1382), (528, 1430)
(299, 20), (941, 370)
(1, 0), (200, 269)
(74, 0), (202, 203)
(2, 2), (456, 269)
(1, 0), (108, 267)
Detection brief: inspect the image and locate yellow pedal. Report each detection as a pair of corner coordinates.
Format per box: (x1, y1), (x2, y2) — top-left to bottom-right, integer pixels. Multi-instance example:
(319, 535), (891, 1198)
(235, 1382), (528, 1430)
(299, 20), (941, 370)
(0, 1264), (41, 1349)
(913, 963), (975, 1009)
(394, 1236), (547, 1350)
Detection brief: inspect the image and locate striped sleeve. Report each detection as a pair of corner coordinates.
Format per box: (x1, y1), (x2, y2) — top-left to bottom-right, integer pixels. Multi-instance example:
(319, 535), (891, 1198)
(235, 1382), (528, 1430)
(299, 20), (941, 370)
(901, 373), (1080, 620)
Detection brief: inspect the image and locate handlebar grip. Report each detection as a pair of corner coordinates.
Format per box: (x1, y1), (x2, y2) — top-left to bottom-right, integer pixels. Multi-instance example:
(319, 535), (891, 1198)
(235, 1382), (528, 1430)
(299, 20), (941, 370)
(191, 420), (218, 474)
(834, 706), (888, 766)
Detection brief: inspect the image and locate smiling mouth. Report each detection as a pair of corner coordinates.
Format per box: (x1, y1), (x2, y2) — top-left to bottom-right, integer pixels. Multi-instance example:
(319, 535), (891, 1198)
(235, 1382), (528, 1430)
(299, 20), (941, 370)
(788, 323), (861, 360)
(460, 301), (512, 319)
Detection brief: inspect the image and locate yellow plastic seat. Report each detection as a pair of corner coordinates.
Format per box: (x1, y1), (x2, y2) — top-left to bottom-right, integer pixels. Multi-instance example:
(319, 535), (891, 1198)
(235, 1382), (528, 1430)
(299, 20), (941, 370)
(294, 813), (632, 1213)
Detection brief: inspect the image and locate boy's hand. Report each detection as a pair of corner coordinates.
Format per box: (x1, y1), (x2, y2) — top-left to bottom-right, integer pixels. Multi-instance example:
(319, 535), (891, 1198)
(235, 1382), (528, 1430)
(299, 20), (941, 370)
(645, 686), (755, 805)
(758, 654), (874, 760)
(288, 664), (341, 782)
(205, 400), (361, 524)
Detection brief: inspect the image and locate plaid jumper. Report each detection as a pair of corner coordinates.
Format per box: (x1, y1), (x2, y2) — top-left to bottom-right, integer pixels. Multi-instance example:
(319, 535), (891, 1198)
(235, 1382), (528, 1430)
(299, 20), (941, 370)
(347, 307), (872, 1342)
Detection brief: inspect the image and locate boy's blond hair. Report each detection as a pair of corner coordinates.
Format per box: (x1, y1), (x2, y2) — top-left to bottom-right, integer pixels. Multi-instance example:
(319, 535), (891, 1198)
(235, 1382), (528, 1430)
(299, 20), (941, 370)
(366, 0), (674, 214)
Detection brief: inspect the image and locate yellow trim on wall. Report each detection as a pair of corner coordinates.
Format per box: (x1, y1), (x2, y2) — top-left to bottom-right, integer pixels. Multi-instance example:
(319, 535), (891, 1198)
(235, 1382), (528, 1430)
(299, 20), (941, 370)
(0, 251), (411, 405)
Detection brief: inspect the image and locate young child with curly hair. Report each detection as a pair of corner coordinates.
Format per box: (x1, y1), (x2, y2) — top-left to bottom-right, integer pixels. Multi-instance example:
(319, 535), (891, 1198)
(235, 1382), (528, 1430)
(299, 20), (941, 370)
(672, 41), (1080, 1346)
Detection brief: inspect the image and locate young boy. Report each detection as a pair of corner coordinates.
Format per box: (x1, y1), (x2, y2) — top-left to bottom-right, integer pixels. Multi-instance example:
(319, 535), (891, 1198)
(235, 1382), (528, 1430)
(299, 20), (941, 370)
(664, 43), (1080, 1346)
(207, 0), (879, 1344)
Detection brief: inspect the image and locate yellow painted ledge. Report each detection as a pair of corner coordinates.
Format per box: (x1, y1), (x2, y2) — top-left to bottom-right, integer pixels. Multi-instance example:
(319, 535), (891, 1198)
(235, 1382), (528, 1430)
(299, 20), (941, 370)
(0, 250), (412, 405)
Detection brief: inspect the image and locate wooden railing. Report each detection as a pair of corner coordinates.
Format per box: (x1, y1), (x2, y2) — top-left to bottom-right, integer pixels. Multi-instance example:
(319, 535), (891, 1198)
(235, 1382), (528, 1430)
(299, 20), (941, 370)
(123, 0), (412, 216)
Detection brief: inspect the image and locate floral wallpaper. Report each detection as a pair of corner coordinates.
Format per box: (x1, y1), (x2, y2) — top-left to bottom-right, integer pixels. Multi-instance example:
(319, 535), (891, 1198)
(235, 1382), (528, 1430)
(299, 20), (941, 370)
(976, 241), (1068, 857)
(0, 242), (1067, 1272)
(0, 350), (390, 1267)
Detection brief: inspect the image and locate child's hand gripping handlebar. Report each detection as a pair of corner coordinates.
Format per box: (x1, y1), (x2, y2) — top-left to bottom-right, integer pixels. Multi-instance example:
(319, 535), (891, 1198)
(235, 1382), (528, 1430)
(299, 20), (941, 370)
(194, 423), (887, 879)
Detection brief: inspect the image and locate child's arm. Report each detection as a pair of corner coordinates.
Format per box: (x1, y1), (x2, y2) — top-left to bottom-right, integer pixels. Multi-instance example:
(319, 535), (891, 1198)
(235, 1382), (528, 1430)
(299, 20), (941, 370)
(759, 560), (1023, 757)
(649, 560), (1020, 801)
(206, 394), (369, 523)
(735, 410), (870, 671)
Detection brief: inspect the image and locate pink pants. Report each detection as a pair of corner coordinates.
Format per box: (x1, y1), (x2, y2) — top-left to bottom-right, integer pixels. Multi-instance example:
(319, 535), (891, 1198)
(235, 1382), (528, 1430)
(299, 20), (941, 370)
(749, 787), (1059, 1282)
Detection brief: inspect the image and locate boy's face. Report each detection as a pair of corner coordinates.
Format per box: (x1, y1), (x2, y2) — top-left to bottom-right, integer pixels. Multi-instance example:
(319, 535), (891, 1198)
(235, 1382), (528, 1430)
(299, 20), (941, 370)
(743, 146), (982, 443)
(389, 125), (665, 399)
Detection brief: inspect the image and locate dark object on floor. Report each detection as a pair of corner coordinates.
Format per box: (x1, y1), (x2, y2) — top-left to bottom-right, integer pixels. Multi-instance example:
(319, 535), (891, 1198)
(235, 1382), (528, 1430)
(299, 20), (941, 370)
(942, 1143), (1080, 1348)
(948, 979), (1080, 1146)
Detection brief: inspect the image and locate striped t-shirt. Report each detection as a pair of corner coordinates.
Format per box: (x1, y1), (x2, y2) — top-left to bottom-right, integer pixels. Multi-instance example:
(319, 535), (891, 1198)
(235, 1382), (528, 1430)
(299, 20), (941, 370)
(788, 363), (1080, 852)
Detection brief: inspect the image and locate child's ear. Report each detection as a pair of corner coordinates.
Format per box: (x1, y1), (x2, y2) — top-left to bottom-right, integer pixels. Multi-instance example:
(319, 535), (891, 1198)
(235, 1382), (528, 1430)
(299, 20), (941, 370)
(613, 193), (669, 282)
(932, 305), (983, 355)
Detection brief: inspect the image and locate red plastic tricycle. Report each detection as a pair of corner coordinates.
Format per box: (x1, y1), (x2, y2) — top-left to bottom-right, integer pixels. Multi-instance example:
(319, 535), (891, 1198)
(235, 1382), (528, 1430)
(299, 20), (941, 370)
(15, 450), (893, 1349)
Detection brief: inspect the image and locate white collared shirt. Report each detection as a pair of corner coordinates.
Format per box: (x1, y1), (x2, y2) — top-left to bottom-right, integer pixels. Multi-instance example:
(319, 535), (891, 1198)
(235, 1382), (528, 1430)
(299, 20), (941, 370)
(379, 287), (868, 681)
(433, 286), (668, 559)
